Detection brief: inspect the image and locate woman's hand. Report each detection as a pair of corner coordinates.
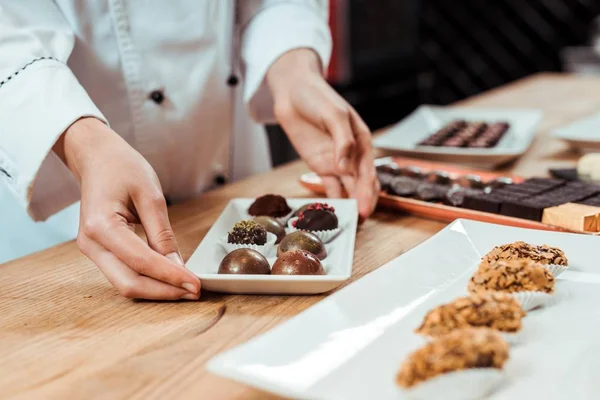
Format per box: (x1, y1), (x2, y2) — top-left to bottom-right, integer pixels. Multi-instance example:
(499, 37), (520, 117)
(266, 49), (379, 220)
(54, 118), (201, 300)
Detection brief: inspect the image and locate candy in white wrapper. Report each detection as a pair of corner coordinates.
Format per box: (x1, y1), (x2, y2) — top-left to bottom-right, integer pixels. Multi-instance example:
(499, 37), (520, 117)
(220, 232), (277, 257)
(543, 263), (568, 277)
(511, 290), (553, 311)
(287, 217), (342, 243)
(400, 368), (504, 400)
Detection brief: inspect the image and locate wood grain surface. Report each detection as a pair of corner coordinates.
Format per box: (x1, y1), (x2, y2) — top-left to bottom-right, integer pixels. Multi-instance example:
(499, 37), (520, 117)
(0, 73), (596, 399)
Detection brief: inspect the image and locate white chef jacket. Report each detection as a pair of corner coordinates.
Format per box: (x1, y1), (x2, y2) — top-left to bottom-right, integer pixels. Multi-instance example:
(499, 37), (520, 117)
(0, 0), (331, 222)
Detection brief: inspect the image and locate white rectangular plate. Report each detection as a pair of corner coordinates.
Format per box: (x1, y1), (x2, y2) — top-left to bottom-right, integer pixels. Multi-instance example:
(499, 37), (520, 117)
(373, 105), (542, 168)
(186, 198), (358, 295)
(207, 219), (600, 399)
(552, 112), (600, 152)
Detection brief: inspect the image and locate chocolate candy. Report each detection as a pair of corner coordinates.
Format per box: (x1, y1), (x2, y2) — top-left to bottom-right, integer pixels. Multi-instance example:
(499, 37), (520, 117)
(218, 249), (270, 275)
(388, 176), (420, 197)
(425, 170), (452, 185)
(294, 203), (338, 231)
(444, 187), (483, 207)
(253, 216), (286, 244)
(271, 249), (325, 275)
(418, 120), (467, 146)
(454, 174), (484, 189)
(418, 120), (509, 148)
(248, 194), (292, 218)
(278, 231), (327, 260)
(402, 166), (424, 179)
(227, 220), (267, 245)
(376, 164), (403, 189)
(415, 183), (450, 202)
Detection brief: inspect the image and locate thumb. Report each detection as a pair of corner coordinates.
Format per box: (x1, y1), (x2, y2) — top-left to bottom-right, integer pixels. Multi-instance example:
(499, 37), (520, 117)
(134, 192), (184, 266)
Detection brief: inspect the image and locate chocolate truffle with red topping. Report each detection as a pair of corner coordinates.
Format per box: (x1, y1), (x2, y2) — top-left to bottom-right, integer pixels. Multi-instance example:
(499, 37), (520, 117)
(293, 203), (338, 231)
(248, 194), (292, 218)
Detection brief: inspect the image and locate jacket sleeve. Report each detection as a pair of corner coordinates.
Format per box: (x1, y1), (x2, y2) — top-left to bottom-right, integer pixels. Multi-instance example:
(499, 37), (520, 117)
(238, 0), (332, 123)
(0, 1), (107, 221)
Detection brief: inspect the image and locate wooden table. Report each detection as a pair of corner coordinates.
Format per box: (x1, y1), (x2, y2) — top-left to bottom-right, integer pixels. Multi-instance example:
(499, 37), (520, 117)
(1, 73), (597, 399)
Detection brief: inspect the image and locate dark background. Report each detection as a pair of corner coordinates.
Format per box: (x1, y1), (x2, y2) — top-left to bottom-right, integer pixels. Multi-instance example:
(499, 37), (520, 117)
(268, 0), (600, 166)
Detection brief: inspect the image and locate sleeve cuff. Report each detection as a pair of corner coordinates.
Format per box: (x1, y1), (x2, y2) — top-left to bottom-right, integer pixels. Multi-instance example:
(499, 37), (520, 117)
(241, 3), (332, 123)
(0, 59), (107, 221)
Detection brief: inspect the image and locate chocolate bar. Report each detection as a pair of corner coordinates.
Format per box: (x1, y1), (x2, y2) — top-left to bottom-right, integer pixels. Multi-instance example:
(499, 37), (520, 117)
(462, 192), (505, 213)
(500, 182), (600, 221)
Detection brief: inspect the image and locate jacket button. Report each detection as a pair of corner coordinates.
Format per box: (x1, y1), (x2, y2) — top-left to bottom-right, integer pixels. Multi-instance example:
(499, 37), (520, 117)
(214, 174), (227, 185)
(226, 75), (239, 87)
(149, 90), (165, 104)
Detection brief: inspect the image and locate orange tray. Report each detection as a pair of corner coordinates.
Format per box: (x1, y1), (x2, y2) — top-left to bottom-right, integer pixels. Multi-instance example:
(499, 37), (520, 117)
(299, 156), (577, 234)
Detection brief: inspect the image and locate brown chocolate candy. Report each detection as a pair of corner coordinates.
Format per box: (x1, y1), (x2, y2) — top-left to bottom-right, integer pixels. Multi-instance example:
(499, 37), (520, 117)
(218, 248), (270, 275)
(271, 249), (325, 275)
(248, 194), (292, 218)
(293, 203), (338, 231)
(278, 231), (327, 260)
(253, 216), (286, 244)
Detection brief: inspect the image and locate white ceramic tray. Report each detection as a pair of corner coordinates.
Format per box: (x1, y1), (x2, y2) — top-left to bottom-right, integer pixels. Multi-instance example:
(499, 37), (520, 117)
(552, 112), (600, 152)
(373, 105), (542, 168)
(186, 198), (358, 295)
(207, 219), (600, 400)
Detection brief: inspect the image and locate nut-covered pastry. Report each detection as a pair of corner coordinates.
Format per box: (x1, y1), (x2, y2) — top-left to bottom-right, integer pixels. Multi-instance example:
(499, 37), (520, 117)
(483, 241), (568, 266)
(396, 328), (509, 388)
(469, 259), (555, 294)
(416, 293), (525, 337)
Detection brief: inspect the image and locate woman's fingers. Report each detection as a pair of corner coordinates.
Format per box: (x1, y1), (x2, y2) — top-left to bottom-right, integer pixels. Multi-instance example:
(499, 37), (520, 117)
(321, 176), (345, 199)
(132, 190), (183, 266)
(80, 212), (201, 294)
(77, 235), (197, 300)
(350, 108), (380, 218)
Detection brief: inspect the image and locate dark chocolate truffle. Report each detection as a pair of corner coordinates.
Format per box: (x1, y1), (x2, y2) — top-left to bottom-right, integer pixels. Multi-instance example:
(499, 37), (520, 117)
(218, 249), (270, 274)
(248, 194), (292, 218)
(293, 203), (313, 218)
(271, 249), (325, 275)
(278, 231), (327, 260)
(227, 220), (267, 245)
(253, 216), (286, 244)
(293, 203), (338, 231)
(425, 170), (452, 185)
(415, 183), (449, 202)
(388, 176), (420, 197)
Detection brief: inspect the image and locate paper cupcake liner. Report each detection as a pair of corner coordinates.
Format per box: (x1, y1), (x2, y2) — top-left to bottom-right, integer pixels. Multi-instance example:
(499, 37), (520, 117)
(287, 217), (342, 243)
(510, 290), (553, 312)
(220, 232), (277, 257)
(542, 263), (568, 277)
(400, 368), (504, 400)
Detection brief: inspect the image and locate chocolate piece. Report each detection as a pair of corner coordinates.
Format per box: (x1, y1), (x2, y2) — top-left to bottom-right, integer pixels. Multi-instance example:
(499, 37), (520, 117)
(248, 194), (292, 218)
(483, 241), (568, 266)
(293, 203), (338, 231)
(253, 216), (286, 244)
(549, 168), (579, 181)
(444, 187), (483, 207)
(376, 164), (403, 189)
(388, 176), (420, 197)
(415, 183), (450, 201)
(416, 293), (525, 337)
(418, 120), (467, 146)
(454, 174), (484, 189)
(271, 249), (325, 275)
(469, 259), (555, 294)
(293, 203), (312, 218)
(486, 177), (514, 190)
(462, 192), (504, 213)
(578, 194), (600, 207)
(396, 328), (509, 389)
(218, 248), (270, 275)
(278, 231), (327, 260)
(501, 181), (600, 221)
(227, 220), (267, 245)
(425, 170), (452, 185)
(402, 166), (424, 179)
